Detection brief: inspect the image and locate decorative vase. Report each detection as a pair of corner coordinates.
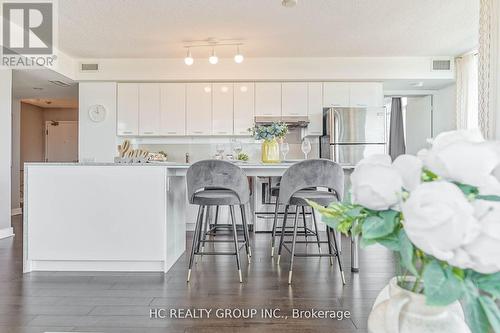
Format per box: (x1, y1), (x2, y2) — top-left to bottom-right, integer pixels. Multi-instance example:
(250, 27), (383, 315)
(368, 277), (470, 333)
(261, 139), (280, 163)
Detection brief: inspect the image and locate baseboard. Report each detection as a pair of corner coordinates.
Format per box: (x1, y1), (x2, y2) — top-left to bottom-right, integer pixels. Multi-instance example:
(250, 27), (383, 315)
(11, 208), (22, 216)
(0, 227), (14, 240)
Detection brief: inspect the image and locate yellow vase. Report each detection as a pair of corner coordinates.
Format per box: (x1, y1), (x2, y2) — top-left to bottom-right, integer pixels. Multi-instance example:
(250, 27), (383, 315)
(261, 139), (280, 163)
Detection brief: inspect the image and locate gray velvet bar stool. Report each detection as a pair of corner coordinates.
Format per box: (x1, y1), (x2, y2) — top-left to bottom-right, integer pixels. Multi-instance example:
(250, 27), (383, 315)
(276, 159), (346, 285)
(186, 160), (251, 283)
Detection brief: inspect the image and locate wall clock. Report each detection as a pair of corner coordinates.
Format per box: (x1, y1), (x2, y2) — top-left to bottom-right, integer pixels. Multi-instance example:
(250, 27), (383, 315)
(88, 104), (107, 122)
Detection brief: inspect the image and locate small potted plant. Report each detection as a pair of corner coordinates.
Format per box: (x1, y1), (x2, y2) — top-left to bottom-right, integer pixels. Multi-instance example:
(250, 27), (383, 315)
(249, 122), (288, 163)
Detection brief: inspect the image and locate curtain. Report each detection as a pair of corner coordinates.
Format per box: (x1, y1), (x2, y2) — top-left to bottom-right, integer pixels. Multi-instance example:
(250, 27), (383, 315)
(456, 53), (479, 130)
(389, 97), (406, 160)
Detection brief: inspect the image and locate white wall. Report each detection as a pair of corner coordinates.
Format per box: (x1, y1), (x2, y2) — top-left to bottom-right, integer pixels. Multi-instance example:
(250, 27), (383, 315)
(0, 69), (14, 239)
(11, 99), (21, 213)
(79, 82), (117, 162)
(433, 84), (457, 135)
(75, 57), (455, 82)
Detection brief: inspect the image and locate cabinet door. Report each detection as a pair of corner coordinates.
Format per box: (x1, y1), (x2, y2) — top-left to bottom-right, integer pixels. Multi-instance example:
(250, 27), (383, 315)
(323, 82), (350, 107)
(117, 83), (139, 136)
(234, 83), (255, 136)
(212, 83), (234, 135)
(186, 83), (212, 135)
(138, 83), (160, 136)
(282, 82), (308, 116)
(349, 82), (384, 107)
(255, 83), (281, 116)
(306, 82), (323, 136)
(160, 83), (186, 136)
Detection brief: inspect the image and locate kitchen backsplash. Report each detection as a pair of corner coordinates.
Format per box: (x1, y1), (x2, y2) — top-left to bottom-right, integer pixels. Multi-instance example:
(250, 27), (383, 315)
(137, 128), (319, 163)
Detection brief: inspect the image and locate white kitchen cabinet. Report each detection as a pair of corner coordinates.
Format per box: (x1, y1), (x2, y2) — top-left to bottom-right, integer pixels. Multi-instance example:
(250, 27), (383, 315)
(186, 83), (212, 135)
(117, 83), (139, 136)
(349, 82), (384, 107)
(282, 82), (308, 116)
(138, 83), (160, 136)
(234, 83), (255, 136)
(255, 83), (281, 116)
(212, 83), (234, 135)
(306, 82), (323, 136)
(323, 82), (350, 107)
(160, 83), (186, 136)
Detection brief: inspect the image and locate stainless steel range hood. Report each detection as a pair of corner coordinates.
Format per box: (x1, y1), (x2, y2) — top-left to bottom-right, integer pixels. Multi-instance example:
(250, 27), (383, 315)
(254, 115), (310, 127)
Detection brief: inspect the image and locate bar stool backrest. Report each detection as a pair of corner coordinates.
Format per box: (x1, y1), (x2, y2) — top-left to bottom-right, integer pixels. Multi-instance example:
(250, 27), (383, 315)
(278, 159), (344, 205)
(187, 159), (250, 204)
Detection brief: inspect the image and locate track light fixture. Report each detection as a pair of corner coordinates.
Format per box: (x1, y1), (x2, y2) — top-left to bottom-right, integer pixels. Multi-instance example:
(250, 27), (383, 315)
(182, 41), (245, 65)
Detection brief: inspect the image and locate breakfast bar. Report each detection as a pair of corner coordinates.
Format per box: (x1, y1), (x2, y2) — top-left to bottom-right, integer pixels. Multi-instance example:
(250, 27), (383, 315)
(23, 162), (358, 274)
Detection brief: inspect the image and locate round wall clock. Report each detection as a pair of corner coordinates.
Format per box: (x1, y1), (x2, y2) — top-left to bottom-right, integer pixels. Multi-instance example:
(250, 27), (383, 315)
(88, 104), (107, 122)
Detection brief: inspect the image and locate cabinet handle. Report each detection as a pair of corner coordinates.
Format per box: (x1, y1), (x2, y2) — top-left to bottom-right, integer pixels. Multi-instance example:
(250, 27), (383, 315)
(167, 131), (177, 134)
(192, 131), (204, 134)
(239, 131), (248, 134)
(121, 131), (133, 134)
(217, 131), (228, 134)
(357, 104), (368, 107)
(143, 131), (154, 135)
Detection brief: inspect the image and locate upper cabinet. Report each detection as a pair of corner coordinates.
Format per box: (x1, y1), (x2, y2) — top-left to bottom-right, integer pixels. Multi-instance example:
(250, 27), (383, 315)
(255, 83), (281, 116)
(282, 82), (308, 116)
(212, 83), (234, 135)
(323, 82), (383, 107)
(117, 83), (139, 136)
(138, 83), (160, 136)
(160, 83), (186, 136)
(186, 83), (212, 136)
(233, 83), (254, 136)
(306, 82), (323, 136)
(349, 82), (384, 107)
(323, 82), (350, 107)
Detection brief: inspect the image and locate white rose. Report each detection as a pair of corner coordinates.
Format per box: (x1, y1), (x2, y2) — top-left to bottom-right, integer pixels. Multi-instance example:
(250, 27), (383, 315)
(421, 141), (500, 187)
(392, 155), (422, 191)
(351, 163), (403, 211)
(356, 154), (392, 166)
(402, 182), (480, 261)
(449, 200), (500, 274)
(429, 129), (484, 150)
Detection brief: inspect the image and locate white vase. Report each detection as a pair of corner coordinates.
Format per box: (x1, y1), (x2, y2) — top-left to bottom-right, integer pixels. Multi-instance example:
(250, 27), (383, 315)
(368, 277), (470, 333)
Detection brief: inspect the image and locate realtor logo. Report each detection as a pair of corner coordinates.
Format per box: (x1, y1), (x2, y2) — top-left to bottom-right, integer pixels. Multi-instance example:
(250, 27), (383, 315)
(1, 0), (57, 67)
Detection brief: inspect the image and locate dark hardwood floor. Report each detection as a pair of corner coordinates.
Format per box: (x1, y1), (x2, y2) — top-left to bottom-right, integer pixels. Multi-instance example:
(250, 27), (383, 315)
(0, 215), (396, 332)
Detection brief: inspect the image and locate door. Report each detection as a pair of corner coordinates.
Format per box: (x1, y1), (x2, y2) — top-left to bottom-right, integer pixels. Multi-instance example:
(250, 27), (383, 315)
(212, 83), (234, 135)
(160, 83), (186, 136)
(45, 121), (78, 162)
(323, 82), (350, 107)
(139, 83), (160, 136)
(186, 83), (212, 135)
(255, 83), (281, 116)
(405, 96), (432, 155)
(307, 82), (323, 136)
(349, 82), (384, 107)
(117, 83), (139, 135)
(234, 82), (254, 136)
(282, 82), (308, 116)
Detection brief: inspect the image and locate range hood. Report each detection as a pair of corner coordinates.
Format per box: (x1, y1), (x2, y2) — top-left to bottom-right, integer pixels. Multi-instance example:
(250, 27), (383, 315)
(254, 115), (310, 127)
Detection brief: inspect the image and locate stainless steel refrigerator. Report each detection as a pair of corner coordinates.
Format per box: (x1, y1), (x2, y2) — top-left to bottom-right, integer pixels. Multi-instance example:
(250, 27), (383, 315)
(320, 107), (387, 166)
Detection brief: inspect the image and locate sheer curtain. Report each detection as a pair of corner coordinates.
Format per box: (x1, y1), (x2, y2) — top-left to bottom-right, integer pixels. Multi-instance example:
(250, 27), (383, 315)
(456, 53), (479, 130)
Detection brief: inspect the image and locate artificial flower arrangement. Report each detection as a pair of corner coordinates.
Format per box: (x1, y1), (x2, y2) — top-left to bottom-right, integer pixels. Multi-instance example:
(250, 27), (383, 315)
(309, 130), (500, 333)
(249, 121), (288, 141)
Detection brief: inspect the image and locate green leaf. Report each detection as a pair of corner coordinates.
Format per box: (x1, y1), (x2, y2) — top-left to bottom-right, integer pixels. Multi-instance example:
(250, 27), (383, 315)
(399, 230), (418, 276)
(362, 214), (396, 240)
(463, 281), (490, 333)
(422, 168), (439, 182)
(454, 182), (479, 196)
(476, 195), (500, 202)
(346, 206), (363, 217)
(423, 260), (463, 306)
(360, 237), (377, 248)
(475, 272), (500, 298)
(478, 296), (500, 333)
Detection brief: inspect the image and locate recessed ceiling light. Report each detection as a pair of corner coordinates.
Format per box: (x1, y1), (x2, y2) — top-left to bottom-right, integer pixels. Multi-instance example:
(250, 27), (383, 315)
(282, 0), (297, 7)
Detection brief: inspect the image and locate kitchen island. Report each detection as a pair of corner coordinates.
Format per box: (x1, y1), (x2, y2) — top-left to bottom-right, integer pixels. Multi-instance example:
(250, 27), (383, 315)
(23, 162), (358, 274)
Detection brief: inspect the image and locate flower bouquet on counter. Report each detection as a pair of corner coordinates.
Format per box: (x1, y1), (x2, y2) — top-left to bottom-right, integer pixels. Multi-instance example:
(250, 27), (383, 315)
(309, 129), (500, 333)
(249, 122), (288, 163)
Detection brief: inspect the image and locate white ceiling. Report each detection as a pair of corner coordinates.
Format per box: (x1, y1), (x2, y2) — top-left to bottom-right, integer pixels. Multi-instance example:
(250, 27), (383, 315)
(12, 69), (78, 100)
(58, 0), (479, 59)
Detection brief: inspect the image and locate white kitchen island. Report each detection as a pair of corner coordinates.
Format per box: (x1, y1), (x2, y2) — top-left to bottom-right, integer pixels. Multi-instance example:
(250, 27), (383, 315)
(23, 162), (358, 273)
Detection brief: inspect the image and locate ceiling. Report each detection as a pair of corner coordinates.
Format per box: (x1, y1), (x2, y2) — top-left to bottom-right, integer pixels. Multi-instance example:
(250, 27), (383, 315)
(58, 0), (479, 59)
(12, 69), (78, 100)
(21, 98), (79, 109)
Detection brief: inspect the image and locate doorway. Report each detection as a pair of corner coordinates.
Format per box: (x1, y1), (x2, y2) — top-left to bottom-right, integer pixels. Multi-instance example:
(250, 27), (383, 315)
(45, 121), (78, 162)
